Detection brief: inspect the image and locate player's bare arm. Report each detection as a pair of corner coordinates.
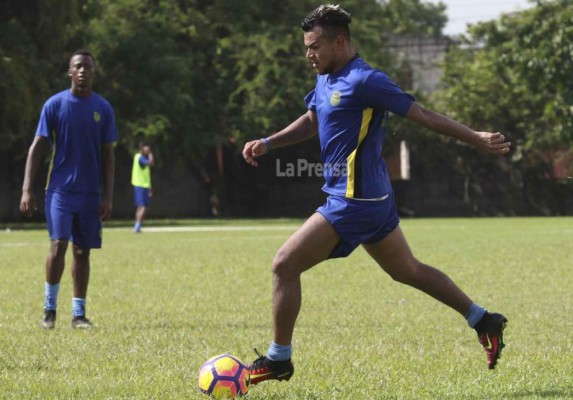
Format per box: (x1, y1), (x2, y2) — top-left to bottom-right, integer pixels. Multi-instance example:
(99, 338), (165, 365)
(20, 136), (49, 217)
(147, 150), (155, 167)
(242, 110), (318, 167)
(100, 142), (115, 221)
(405, 102), (511, 155)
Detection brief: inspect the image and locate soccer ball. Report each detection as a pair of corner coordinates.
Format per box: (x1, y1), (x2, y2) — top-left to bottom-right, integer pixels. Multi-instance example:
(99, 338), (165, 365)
(197, 354), (250, 399)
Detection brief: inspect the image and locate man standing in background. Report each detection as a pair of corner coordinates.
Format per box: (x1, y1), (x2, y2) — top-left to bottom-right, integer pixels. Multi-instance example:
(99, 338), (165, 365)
(20, 49), (117, 329)
(131, 141), (154, 233)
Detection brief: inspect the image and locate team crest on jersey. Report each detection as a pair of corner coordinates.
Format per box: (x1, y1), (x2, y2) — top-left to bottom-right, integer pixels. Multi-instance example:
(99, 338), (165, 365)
(93, 111), (101, 122)
(330, 91), (342, 106)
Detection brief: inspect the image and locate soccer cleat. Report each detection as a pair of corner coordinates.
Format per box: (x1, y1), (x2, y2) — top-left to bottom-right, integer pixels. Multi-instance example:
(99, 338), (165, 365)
(71, 315), (93, 329)
(41, 309), (56, 329)
(474, 312), (508, 369)
(248, 348), (294, 385)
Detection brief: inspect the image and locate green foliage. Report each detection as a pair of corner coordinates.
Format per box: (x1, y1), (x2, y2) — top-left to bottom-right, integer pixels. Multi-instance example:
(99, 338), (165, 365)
(424, 0), (573, 214)
(1, 217), (572, 398)
(381, 0), (447, 38)
(0, 46), (37, 158)
(83, 0), (215, 159)
(0, 0), (80, 157)
(436, 0), (573, 153)
(1, 0), (448, 165)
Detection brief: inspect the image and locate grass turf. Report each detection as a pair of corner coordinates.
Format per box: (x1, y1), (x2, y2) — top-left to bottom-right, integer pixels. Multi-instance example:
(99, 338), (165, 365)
(0, 217), (572, 399)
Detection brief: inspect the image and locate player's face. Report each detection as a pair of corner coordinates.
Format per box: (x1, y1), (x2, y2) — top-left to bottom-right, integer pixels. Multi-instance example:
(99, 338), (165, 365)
(304, 26), (339, 75)
(69, 55), (96, 90)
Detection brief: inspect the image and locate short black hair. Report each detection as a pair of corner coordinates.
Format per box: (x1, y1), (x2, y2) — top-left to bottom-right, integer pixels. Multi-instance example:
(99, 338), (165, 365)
(300, 4), (351, 40)
(70, 49), (96, 67)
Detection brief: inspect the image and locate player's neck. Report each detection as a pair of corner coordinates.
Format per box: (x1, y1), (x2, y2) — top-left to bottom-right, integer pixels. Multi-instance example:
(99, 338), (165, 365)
(70, 84), (93, 98)
(331, 51), (357, 75)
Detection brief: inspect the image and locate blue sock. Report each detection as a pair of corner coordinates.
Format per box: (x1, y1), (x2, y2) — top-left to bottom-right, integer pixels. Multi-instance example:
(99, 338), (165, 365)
(45, 282), (60, 311)
(134, 222), (141, 232)
(266, 342), (292, 361)
(465, 303), (487, 328)
(72, 298), (86, 317)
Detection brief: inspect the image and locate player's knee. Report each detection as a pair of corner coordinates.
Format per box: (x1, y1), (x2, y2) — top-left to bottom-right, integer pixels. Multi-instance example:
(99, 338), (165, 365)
(387, 259), (423, 284)
(49, 240), (68, 258)
(271, 250), (299, 278)
(72, 245), (90, 259)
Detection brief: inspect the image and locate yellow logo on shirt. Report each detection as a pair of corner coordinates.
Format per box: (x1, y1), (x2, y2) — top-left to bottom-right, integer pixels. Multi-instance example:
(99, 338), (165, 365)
(330, 91), (342, 106)
(93, 111), (101, 122)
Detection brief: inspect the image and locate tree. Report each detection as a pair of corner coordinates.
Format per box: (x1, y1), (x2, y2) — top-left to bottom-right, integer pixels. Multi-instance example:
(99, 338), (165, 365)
(0, 0), (82, 159)
(432, 0), (573, 214)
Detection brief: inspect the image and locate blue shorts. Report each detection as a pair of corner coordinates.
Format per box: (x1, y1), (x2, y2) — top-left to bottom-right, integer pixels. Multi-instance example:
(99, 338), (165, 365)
(45, 191), (102, 249)
(133, 186), (150, 207)
(316, 194), (400, 259)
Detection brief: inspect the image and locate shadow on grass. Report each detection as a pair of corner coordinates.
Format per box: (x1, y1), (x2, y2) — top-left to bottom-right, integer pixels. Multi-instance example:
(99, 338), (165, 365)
(508, 388), (573, 399)
(0, 217), (303, 231)
(465, 387), (573, 399)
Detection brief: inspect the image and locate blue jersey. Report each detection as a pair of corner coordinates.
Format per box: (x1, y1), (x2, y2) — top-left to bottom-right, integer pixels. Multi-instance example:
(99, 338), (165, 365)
(305, 56), (414, 199)
(138, 154), (150, 166)
(36, 90), (118, 194)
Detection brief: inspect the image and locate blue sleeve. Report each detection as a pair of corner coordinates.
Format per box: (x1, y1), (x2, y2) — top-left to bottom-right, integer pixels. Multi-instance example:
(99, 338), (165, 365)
(102, 102), (118, 143)
(35, 100), (55, 139)
(138, 155), (150, 166)
(359, 71), (415, 117)
(304, 88), (316, 112)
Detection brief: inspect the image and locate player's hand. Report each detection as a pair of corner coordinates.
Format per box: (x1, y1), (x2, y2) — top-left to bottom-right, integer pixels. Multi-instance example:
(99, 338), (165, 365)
(242, 139), (268, 167)
(100, 199), (112, 221)
(474, 132), (511, 155)
(19, 190), (36, 218)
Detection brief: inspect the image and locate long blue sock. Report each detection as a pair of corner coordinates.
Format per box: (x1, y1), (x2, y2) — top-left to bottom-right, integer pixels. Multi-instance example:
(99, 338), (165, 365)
(266, 342), (292, 361)
(465, 303), (487, 328)
(72, 298), (86, 317)
(44, 282), (60, 311)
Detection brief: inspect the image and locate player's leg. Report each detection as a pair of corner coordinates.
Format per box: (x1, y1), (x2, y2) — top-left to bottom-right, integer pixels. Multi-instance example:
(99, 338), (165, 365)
(71, 244), (92, 328)
(363, 226), (472, 315)
(70, 194), (100, 328)
(133, 186), (148, 232)
(46, 240), (69, 285)
(250, 212), (339, 384)
(272, 212), (339, 346)
(71, 245), (90, 302)
(135, 205), (147, 224)
(41, 240), (69, 329)
(41, 192), (72, 329)
(363, 225), (507, 369)
(71, 245), (90, 299)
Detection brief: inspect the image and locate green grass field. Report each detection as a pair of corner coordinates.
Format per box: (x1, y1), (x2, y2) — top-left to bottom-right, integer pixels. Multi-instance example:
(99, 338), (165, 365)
(1, 217), (572, 399)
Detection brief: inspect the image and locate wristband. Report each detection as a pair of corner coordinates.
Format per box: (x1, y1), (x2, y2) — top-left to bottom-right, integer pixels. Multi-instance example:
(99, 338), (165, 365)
(260, 138), (271, 154)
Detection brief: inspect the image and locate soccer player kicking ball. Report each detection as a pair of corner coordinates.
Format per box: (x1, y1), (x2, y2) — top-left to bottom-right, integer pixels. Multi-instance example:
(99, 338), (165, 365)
(242, 4), (509, 383)
(20, 50), (118, 329)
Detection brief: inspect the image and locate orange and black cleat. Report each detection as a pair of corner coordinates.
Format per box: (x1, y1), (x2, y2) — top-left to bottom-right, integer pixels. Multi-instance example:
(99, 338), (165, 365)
(475, 312), (508, 369)
(248, 349), (294, 385)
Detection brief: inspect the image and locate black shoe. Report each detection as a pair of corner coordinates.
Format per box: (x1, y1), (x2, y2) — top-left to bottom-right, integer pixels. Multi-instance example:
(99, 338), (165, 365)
(474, 312), (508, 369)
(248, 348), (294, 385)
(41, 309), (56, 329)
(71, 315), (92, 329)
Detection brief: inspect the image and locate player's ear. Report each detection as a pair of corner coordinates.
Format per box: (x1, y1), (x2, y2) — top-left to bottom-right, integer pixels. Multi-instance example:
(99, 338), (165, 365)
(68, 68), (72, 77)
(335, 34), (346, 49)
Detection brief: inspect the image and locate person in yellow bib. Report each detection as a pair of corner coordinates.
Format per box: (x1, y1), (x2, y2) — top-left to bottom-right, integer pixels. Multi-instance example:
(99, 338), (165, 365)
(131, 142), (154, 233)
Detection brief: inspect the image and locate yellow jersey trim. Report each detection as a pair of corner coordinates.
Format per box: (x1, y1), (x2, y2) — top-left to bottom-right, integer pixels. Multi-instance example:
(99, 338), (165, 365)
(345, 108), (372, 198)
(45, 130), (56, 190)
